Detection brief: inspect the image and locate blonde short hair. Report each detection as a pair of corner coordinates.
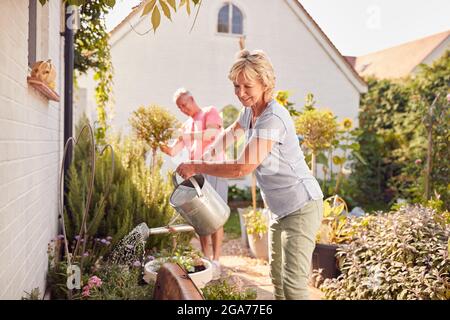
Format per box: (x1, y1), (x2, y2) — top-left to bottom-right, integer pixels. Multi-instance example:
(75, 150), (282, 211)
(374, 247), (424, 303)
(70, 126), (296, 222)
(173, 87), (192, 103)
(228, 50), (276, 100)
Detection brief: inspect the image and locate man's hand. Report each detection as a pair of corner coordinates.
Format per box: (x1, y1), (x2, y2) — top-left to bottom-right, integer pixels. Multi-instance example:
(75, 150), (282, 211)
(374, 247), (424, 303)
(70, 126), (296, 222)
(176, 162), (197, 179)
(202, 148), (216, 161)
(159, 143), (171, 155)
(172, 128), (184, 139)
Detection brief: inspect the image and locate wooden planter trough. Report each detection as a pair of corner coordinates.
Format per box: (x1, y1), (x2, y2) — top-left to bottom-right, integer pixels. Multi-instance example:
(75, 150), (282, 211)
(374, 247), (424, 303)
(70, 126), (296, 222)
(153, 263), (204, 300)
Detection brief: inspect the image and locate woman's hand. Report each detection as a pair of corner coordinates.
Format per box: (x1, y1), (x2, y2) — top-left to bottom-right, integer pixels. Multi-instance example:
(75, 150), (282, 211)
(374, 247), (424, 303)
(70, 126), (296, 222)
(176, 162), (197, 179)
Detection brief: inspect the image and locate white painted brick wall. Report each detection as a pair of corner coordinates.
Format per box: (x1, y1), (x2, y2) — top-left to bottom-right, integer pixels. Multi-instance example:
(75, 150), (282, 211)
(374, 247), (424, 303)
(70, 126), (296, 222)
(0, 0), (63, 299)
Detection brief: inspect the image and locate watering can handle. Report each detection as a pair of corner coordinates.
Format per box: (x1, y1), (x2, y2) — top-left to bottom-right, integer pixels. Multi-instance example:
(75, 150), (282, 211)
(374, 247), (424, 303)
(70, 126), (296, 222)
(172, 172), (180, 188)
(171, 172), (203, 197)
(189, 176), (203, 197)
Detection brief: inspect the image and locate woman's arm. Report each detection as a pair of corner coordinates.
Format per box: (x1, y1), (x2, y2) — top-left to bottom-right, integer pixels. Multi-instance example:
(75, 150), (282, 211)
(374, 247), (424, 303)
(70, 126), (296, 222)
(177, 136), (275, 179)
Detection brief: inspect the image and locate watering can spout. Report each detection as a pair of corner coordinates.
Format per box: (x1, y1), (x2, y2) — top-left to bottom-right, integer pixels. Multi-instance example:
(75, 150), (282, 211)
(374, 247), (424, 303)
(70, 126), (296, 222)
(136, 222), (151, 241)
(136, 222), (195, 238)
(147, 224), (195, 235)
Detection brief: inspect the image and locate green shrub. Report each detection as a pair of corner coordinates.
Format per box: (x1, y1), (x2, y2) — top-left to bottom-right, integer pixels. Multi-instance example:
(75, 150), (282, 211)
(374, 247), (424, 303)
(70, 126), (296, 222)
(21, 288), (41, 300)
(202, 279), (257, 300)
(65, 116), (193, 254)
(316, 196), (353, 245)
(295, 106), (338, 176)
(151, 246), (205, 274)
(228, 185), (261, 202)
(320, 205), (450, 300)
(223, 211), (242, 239)
(242, 207), (268, 237)
(82, 265), (154, 300)
(352, 50), (449, 209)
(129, 105), (179, 168)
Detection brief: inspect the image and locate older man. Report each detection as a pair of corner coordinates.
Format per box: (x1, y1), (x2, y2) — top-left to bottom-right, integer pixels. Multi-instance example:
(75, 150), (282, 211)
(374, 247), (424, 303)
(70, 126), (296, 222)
(160, 88), (228, 279)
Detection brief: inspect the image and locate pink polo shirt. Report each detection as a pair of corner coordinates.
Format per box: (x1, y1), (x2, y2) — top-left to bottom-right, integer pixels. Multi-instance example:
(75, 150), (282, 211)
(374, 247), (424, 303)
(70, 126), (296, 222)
(182, 106), (224, 161)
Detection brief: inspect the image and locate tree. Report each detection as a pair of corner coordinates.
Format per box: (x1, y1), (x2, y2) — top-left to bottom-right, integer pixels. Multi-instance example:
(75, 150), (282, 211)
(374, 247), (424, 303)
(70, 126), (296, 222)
(129, 105), (179, 169)
(352, 50), (449, 209)
(40, 0), (202, 32)
(295, 102), (338, 177)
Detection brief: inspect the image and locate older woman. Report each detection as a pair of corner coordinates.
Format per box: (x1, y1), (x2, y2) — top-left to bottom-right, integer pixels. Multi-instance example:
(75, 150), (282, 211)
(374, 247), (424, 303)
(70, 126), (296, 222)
(176, 50), (324, 300)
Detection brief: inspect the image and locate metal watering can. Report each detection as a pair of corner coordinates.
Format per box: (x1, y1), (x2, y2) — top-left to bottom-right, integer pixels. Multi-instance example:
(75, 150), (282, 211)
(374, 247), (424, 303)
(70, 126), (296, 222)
(168, 173), (230, 236)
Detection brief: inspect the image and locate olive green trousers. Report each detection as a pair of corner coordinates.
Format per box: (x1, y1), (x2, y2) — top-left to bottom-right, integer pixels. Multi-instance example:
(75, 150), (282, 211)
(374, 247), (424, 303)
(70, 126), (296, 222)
(269, 199), (323, 300)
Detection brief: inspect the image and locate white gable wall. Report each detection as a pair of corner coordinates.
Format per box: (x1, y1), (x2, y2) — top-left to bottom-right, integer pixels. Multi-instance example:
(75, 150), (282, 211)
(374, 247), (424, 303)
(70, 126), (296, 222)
(79, 0), (363, 130)
(77, 0), (364, 177)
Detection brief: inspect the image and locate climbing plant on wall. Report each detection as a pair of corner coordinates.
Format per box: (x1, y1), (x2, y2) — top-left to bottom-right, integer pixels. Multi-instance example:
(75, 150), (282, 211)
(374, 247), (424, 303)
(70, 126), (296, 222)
(76, 0), (114, 143)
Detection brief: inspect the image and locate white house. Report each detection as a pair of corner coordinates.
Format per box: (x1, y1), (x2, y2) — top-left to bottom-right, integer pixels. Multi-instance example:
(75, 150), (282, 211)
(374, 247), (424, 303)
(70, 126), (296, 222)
(0, 0), (64, 299)
(76, 0), (367, 181)
(350, 30), (449, 79)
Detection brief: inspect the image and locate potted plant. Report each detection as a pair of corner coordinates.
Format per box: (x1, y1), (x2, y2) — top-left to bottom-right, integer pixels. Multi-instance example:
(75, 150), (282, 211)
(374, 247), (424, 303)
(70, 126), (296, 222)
(129, 104), (179, 169)
(319, 205), (449, 300)
(236, 174), (265, 248)
(241, 207), (270, 261)
(144, 250), (212, 288)
(313, 195), (352, 279)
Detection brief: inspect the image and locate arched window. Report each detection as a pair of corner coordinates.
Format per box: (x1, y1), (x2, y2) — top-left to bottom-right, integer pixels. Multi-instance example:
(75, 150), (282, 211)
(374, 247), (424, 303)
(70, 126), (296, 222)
(217, 3), (243, 35)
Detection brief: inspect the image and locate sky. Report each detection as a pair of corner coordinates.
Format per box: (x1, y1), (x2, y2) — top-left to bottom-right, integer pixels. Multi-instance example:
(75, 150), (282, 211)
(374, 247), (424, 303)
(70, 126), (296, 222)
(105, 0), (450, 56)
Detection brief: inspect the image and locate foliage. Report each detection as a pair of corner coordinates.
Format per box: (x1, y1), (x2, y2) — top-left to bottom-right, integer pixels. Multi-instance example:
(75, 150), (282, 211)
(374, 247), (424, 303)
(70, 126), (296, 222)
(425, 192), (450, 227)
(295, 107), (338, 153)
(47, 210), (153, 300)
(150, 248), (205, 274)
(280, 93), (362, 205)
(242, 207), (268, 237)
(140, 0), (202, 32)
(275, 90), (300, 116)
(40, 0), (202, 32)
(47, 254), (72, 299)
(320, 205), (450, 300)
(39, 0), (201, 142)
(65, 116), (193, 255)
(40, 0), (115, 142)
(413, 52), (449, 205)
(21, 288), (41, 300)
(329, 119), (364, 194)
(72, 0), (115, 142)
(221, 104), (240, 129)
(223, 211), (241, 239)
(202, 279), (257, 300)
(294, 95), (339, 176)
(350, 77), (412, 207)
(48, 253), (154, 300)
(228, 185), (261, 202)
(316, 196), (353, 245)
(82, 265), (154, 300)
(129, 105), (179, 168)
(351, 50), (449, 209)
(221, 104), (241, 159)
(316, 118), (364, 201)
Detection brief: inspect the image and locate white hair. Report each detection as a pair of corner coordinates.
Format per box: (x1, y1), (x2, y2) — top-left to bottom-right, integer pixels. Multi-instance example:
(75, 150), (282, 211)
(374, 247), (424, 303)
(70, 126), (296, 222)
(173, 87), (192, 103)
